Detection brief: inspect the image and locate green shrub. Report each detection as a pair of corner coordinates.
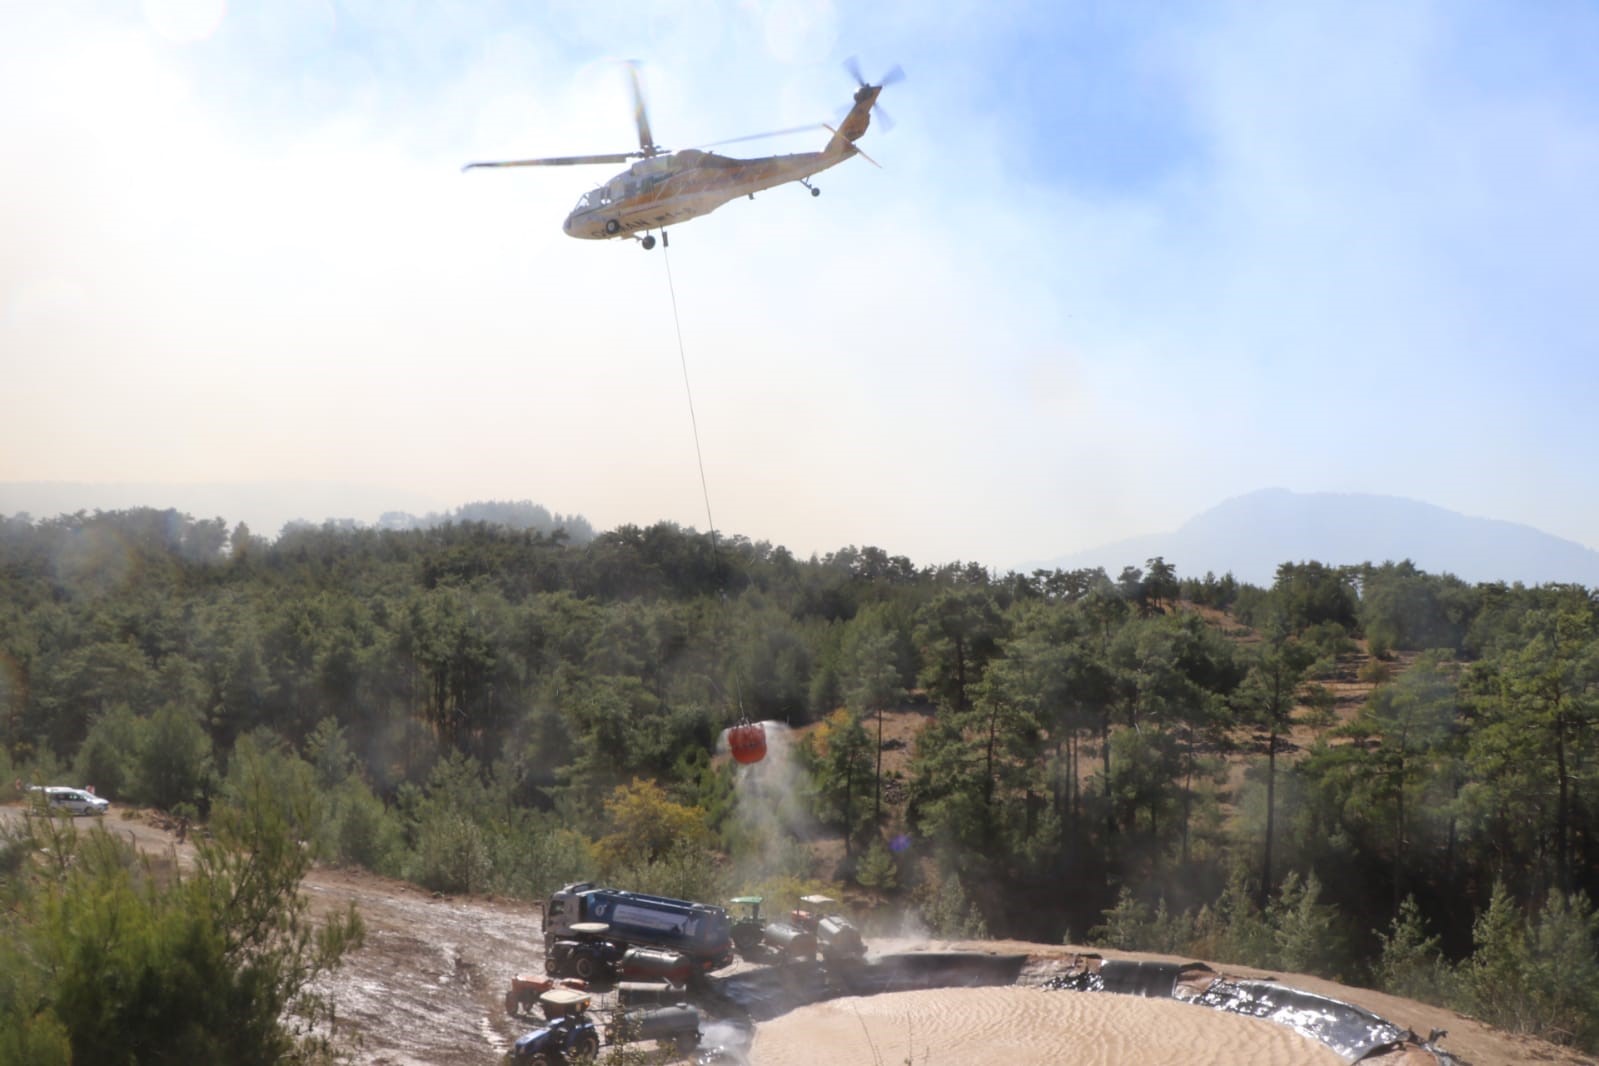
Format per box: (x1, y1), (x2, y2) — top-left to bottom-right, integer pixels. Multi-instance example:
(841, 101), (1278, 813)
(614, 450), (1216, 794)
(1301, 622), (1356, 677)
(0, 770), (362, 1063)
(1458, 884), (1599, 1051)
(1376, 896), (1449, 1002)
(73, 705), (140, 800)
(1145, 899), (1196, 955)
(329, 778), (404, 875)
(919, 868), (988, 939)
(1191, 865), (1273, 967)
(854, 839), (899, 894)
(1090, 887), (1153, 950)
(0, 1012), (70, 1066)
(1357, 657), (1393, 685)
(1522, 892), (1599, 1049)
(409, 811), (492, 895)
(490, 819), (597, 901)
(1268, 871), (1349, 978)
(135, 704), (214, 812)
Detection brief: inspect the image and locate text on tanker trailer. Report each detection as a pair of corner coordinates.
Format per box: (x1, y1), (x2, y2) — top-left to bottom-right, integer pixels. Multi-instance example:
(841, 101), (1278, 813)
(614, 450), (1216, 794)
(544, 882), (734, 968)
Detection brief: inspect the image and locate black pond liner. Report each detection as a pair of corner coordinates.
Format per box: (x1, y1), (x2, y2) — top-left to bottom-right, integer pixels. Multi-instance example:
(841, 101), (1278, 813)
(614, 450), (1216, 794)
(1185, 976), (1411, 1061)
(1043, 958), (1459, 1065)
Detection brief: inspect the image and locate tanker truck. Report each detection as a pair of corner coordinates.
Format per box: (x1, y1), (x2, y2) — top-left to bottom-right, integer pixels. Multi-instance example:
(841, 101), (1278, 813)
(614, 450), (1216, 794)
(543, 883), (735, 971)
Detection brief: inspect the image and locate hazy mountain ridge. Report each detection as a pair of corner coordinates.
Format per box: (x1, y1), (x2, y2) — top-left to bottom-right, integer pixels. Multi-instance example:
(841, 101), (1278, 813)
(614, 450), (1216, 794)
(8, 483), (1597, 586)
(1035, 488), (1599, 587)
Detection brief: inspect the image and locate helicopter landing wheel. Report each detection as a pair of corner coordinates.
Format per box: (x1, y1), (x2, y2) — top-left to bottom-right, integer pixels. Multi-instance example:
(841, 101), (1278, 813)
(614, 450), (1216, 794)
(604, 219), (620, 236)
(640, 234), (656, 251)
(810, 186), (821, 197)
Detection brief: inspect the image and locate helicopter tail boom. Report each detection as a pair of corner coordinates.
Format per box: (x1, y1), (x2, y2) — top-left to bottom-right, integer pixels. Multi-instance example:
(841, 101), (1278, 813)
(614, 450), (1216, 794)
(824, 84), (880, 156)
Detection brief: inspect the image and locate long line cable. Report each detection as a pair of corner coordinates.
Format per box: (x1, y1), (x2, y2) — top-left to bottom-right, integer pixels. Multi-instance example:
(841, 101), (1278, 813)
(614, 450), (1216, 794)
(660, 239), (748, 723)
(661, 240), (718, 553)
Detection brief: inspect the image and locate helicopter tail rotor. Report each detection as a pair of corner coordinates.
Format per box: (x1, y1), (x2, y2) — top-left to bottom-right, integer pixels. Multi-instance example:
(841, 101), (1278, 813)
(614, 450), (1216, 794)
(844, 57), (904, 90)
(842, 57), (904, 131)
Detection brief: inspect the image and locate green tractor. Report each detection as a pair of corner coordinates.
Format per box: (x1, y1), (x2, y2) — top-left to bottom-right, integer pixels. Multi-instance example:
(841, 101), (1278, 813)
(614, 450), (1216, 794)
(728, 896), (767, 957)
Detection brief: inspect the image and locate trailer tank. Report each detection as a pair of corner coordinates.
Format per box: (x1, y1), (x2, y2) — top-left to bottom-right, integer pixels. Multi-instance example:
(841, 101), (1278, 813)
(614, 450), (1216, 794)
(545, 883), (734, 968)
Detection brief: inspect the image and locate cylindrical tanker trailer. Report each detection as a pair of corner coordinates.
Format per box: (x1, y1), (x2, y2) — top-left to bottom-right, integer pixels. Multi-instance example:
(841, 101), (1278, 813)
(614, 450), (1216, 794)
(544, 883), (734, 970)
(610, 1004), (702, 1054)
(760, 921), (817, 960)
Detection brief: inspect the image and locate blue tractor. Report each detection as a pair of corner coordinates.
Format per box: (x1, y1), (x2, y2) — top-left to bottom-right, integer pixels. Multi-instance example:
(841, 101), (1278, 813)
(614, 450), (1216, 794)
(507, 990), (600, 1065)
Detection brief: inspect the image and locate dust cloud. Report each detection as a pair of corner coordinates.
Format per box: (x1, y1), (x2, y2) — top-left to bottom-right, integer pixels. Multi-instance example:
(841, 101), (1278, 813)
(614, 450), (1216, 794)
(720, 722), (817, 884)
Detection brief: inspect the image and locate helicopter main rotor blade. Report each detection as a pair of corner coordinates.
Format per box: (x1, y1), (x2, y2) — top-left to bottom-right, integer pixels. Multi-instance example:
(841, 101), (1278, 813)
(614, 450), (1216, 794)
(462, 152), (638, 171)
(877, 65), (905, 88)
(694, 123), (829, 150)
(844, 55), (866, 87)
(624, 60), (659, 158)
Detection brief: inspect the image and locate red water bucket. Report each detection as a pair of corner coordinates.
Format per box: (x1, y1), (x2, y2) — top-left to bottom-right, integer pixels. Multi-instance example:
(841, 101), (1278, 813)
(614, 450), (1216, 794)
(727, 722), (767, 764)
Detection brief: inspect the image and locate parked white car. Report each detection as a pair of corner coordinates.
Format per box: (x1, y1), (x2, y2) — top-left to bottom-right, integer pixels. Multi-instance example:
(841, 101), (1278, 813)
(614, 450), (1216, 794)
(26, 785), (110, 816)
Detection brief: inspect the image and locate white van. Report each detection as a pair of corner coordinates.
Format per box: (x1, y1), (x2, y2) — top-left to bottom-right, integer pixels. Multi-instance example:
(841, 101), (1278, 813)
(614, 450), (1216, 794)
(28, 785), (110, 816)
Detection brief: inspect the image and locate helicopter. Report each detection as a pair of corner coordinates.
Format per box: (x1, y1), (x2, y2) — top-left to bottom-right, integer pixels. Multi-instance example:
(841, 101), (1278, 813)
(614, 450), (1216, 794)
(464, 60), (902, 249)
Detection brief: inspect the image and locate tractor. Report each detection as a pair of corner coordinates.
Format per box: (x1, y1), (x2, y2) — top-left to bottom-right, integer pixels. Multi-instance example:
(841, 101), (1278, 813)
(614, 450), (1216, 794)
(545, 922), (625, 983)
(728, 895), (766, 956)
(506, 989), (599, 1065)
(505, 974), (589, 1017)
(790, 895), (866, 962)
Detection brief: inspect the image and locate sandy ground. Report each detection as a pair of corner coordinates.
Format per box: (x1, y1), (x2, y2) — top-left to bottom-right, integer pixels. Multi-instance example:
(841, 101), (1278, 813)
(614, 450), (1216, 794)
(5, 806), (1595, 1066)
(750, 985), (1345, 1066)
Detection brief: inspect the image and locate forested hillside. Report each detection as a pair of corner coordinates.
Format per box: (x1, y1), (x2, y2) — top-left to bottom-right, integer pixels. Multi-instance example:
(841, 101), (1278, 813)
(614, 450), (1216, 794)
(2, 507), (1597, 1052)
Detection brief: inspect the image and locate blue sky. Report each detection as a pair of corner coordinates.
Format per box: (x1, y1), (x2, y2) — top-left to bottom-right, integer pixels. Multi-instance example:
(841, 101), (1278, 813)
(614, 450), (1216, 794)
(2, 1), (1596, 571)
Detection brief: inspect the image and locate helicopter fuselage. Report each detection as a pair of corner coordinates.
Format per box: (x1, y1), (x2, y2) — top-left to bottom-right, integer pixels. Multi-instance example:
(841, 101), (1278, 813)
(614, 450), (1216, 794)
(563, 85), (879, 241)
(562, 147), (840, 238)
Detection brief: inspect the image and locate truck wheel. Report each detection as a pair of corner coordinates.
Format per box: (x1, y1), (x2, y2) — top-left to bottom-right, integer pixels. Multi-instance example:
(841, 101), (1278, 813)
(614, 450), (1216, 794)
(571, 1032), (600, 1061)
(573, 954), (598, 981)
